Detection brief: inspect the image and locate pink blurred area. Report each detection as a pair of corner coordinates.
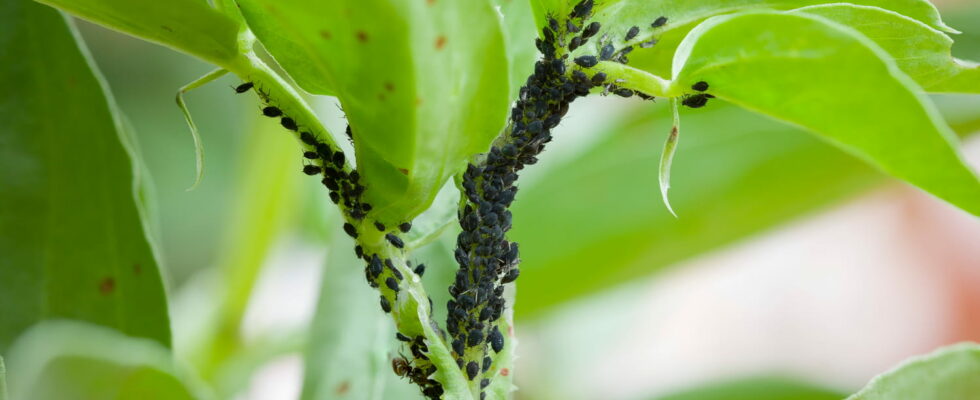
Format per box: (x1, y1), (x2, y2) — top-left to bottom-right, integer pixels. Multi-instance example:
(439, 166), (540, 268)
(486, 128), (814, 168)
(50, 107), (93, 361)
(515, 138), (980, 400)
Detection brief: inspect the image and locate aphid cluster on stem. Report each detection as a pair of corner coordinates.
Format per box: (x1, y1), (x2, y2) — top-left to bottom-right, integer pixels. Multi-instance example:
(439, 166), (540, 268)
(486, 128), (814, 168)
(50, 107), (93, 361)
(447, 0), (624, 394)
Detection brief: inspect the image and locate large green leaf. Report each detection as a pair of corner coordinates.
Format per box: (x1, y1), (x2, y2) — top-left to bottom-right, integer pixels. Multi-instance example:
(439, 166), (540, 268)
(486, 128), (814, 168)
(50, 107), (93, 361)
(602, 0), (958, 82)
(654, 377), (843, 400)
(301, 230), (390, 400)
(671, 12), (980, 215)
(790, 4), (980, 93)
(237, 0), (511, 223)
(0, 0), (171, 350)
(32, 0), (242, 68)
(5, 320), (206, 400)
(847, 343), (980, 400)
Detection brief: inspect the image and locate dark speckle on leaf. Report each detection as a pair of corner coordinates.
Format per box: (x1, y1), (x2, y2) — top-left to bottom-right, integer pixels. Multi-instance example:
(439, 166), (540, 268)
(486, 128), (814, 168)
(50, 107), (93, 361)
(99, 277), (115, 295)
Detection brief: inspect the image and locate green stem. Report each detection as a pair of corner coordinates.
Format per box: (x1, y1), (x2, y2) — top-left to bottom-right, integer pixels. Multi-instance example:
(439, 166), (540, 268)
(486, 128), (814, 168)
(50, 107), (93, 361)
(175, 67), (228, 191)
(593, 61), (679, 98)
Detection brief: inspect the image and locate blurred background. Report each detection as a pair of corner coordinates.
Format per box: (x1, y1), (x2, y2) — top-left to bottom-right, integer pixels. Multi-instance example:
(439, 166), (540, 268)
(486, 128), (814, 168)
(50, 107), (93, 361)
(73, 1), (980, 399)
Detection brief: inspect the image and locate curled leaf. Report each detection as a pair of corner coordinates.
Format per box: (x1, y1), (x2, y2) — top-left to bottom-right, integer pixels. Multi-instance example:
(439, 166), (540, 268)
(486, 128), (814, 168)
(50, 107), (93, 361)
(659, 98), (681, 217)
(175, 68), (227, 191)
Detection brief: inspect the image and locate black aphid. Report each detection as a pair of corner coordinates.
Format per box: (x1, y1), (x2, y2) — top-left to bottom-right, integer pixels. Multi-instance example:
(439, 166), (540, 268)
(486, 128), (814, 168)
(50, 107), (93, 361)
(302, 165), (321, 175)
(574, 55), (598, 68)
(302, 151), (318, 160)
(569, 36), (582, 51)
(599, 44), (615, 61)
(571, 0), (594, 19)
(501, 268), (520, 284)
(581, 22), (600, 39)
(591, 72), (607, 85)
(625, 26), (640, 41)
(281, 117), (298, 131)
(380, 296), (392, 313)
(467, 329), (485, 347)
(613, 88), (634, 98)
(566, 20), (581, 33)
(548, 18), (560, 32)
(355, 245), (364, 259)
(262, 106), (282, 117)
(488, 326), (504, 353)
(386, 277), (400, 292)
(466, 361), (480, 380)
(692, 81), (709, 91)
(375, 222), (387, 231)
(682, 93), (711, 108)
(396, 332), (411, 342)
(399, 222), (412, 233)
(639, 39), (658, 48)
(234, 82), (253, 93)
(482, 357), (492, 372)
(300, 132), (317, 145)
(386, 233), (405, 249)
(414, 263), (426, 276)
(329, 192), (340, 204)
(652, 16), (668, 28)
(343, 223), (358, 238)
(480, 379), (490, 389)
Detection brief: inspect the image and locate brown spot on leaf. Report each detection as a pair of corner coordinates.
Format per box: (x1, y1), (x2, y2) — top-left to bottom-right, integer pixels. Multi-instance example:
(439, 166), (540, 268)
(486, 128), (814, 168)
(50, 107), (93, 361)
(500, 368), (510, 376)
(435, 35), (447, 50)
(133, 263), (142, 275)
(427, 0), (436, 4)
(335, 381), (350, 394)
(384, 82), (395, 92)
(415, 98), (424, 107)
(398, 168), (409, 175)
(378, 93), (386, 101)
(356, 30), (369, 43)
(99, 277), (115, 295)
(320, 30), (332, 40)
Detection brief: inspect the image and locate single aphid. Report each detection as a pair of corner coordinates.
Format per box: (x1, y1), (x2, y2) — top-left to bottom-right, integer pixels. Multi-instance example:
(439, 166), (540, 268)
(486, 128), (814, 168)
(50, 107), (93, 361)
(262, 106), (282, 117)
(300, 131), (317, 145)
(548, 17), (560, 32)
(343, 222), (358, 238)
(692, 81), (710, 91)
(614, 88), (634, 98)
(481, 379), (490, 389)
(566, 20), (581, 33)
(399, 222), (412, 233)
(414, 263), (426, 276)
(466, 361), (480, 380)
(281, 117), (298, 131)
(591, 72), (607, 85)
(482, 356), (492, 372)
(682, 93), (711, 108)
(375, 221), (387, 231)
(625, 25), (640, 41)
(329, 192), (340, 204)
(581, 22), (600, 39)
(386, 233), (405, 248)
(380, 295), (392, 312)
(386, 277), (400, 292)
(354, 245), (364, 259)
(599, 44), (615, 60)
(396, 332), (412, 342)
(501, 268), (520, 283)
(652, 16), (668, 28)
(303, 151), (318, 159)
(488, 326), (504, 352)
(303, 165), (322, 175)
(572, 0), (594, 19)
(234, 82), (253, 93)
(569, 36), (582, 51)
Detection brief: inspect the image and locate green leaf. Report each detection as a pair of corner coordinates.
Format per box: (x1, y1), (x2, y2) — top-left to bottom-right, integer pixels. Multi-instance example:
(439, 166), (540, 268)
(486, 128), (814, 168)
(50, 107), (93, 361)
(301, 230), (390, 400)
(591, 0), (955, 50)
(5, 320), (207, 400)
(659, 99), (681, 216)
(848, 343), (980, 400)
(671, 12), (980, 215)
(790, 4), (980, 94)
(492, 0), (540, 99)
(0, 0), (171, 350)
(604, 0), (956, 80)
(32, 0), (243, 68)
(654, 377), (844, 400)
(237, 0), (511, 223)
